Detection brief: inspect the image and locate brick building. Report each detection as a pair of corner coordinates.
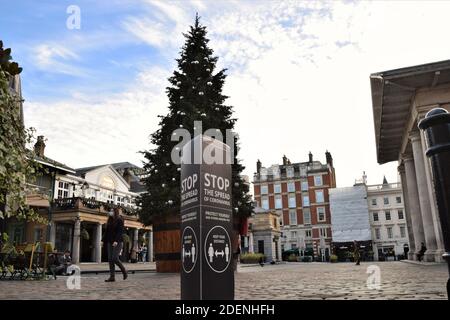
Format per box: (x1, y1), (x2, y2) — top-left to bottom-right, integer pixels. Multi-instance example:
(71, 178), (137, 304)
(252, 152), (336, 260)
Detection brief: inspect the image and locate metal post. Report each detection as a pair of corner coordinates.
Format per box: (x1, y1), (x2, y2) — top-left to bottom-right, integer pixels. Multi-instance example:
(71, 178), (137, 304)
(419, 108), (450, 300)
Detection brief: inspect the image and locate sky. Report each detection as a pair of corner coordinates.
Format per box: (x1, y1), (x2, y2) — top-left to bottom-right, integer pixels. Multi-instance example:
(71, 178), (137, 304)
(2, 0), (450, 189)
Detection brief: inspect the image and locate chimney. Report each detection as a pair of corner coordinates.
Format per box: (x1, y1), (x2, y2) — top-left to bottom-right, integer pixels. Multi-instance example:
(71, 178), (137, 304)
(325, 150), (333, 167)
(123, 168), (133, 185)
(256, 159), (262, 174)
(34, 136), (46, 157)
(308, 152), (313, 163)
(282, 155), (288, 165)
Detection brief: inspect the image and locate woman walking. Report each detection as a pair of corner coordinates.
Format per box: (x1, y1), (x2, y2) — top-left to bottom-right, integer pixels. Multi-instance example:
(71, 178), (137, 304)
(103, 207), (128, 282)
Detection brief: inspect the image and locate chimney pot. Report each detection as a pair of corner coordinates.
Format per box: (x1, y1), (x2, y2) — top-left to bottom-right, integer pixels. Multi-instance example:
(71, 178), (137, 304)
(34, 135), (46, 157)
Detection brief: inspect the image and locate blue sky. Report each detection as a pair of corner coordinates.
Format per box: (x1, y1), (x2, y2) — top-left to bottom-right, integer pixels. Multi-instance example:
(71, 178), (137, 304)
(2, 0), (450, 188)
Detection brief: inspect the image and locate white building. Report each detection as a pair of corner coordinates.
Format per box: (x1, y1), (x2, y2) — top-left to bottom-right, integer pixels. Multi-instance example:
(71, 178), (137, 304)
(367, 178), (410, 260)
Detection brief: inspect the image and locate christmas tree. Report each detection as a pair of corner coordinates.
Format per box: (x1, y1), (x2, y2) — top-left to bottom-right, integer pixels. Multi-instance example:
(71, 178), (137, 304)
(139, 15), (253, 227)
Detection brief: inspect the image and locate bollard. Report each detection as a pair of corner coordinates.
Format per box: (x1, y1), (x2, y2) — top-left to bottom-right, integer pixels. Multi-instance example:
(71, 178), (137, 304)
(418, 108), (450, 300)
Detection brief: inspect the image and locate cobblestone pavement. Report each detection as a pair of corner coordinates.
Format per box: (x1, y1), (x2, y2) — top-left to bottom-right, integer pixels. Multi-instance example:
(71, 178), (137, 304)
(0, 262), (447, 300)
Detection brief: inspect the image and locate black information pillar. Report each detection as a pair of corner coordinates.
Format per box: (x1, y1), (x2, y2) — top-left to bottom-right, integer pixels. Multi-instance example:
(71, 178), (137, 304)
(180, 135), (234, 300)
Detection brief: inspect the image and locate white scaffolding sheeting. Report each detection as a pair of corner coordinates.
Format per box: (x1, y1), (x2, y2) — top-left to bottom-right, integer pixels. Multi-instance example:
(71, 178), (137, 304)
(330, 185), (371, 242)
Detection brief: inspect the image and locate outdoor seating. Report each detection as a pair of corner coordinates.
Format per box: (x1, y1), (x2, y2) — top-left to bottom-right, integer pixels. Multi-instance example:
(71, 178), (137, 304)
(0, 241), (61, 280)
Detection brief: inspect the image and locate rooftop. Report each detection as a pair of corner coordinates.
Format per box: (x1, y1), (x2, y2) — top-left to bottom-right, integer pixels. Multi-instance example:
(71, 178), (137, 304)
(370, 59), (450, 164)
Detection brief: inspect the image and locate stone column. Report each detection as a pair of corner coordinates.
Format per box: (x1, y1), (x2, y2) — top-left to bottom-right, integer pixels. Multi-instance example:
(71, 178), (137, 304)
(49, 221), (56, 248)
(398, 164), (415, 258)
(410, 132), (437, 261)
(248, 232), (254, 254)
(72, 218), (81, 264)
(420, 129), (446, 262)
(403, 156), (425, 259)
(94, 223), (102, 263)
(149, 230), (154, 262)
(133, 228), (139, 251)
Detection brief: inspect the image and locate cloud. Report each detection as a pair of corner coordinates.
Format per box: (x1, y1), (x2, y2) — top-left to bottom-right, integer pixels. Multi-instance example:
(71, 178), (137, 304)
(22, 0), (450, 189)
(33, 44), (84, 76)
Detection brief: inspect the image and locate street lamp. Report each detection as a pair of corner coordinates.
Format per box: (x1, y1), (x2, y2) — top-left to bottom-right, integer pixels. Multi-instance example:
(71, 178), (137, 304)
(418, 108), (450, 300)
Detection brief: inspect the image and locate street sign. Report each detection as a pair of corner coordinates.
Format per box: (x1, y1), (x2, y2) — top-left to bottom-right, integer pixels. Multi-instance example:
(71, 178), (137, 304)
(180, 135), (234, 300)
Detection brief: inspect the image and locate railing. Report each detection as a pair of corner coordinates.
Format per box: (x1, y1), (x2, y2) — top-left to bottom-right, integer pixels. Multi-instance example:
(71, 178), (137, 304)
(367, 183), (402, 191)
(52, 197), (138, 216)
(25, 183), (50, 197)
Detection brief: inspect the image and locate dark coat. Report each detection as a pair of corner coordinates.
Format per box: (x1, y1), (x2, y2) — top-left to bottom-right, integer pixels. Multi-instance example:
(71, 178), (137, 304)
(103, 216), (124, 244)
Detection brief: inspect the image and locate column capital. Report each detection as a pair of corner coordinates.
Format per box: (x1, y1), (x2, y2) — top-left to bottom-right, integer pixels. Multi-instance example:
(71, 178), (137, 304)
(409, 130), (421, 143)
(401, 153), (414, 162)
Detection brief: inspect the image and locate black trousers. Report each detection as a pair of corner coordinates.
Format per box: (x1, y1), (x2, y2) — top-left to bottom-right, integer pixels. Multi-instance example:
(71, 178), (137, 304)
(107, 242), (126, 278)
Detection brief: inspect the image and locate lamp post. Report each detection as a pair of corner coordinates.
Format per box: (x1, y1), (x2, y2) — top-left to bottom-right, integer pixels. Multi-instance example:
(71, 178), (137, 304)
(418, 107), (450, 300)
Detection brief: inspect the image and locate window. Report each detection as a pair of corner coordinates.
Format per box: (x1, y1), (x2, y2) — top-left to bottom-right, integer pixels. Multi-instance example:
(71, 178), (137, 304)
(288, 195), (296, 208)
(279, 211), (283, 226)
(286, 167), (294, 178)
(107, 193), (114, 204)
(261, 185), (268, 195)
(385, 211), (391, 220)
(303, 209), (311, 225)
(272, 167), (280, 179)
(315, 190), (324, 203)
(387, 227), (393, 239)
(305, 229), (312, 238)
(317, 207), (326, 222)
(291, 243), (297, 249)
(291, 231), (297, 238)
(33, 228), (43, 242)
(274, 184), (281, 194)
(57, 181), (70, 198)
(375, 228), (381, 240)
(314, 175), (323, 186)
(262, 197), (269, 210)
(275, 195), (282, 209)
(319, 228), (327, 238)
(287, 182), (295, 193)
(373, 212), (379, 222)
(396, 196), (402, 204)
(260, 168), (267, 181)
(398, 210), (404, 220)
(273, 218), (277, 228)
(371, 199), (377, 206)
(400, 226), (406, 238)
(384, 197), (389, 205)
(300, 166), (307, 176)
(303, 195), (310, 207)
(289, 210), (297, 225)
(301, 181), (308, 191)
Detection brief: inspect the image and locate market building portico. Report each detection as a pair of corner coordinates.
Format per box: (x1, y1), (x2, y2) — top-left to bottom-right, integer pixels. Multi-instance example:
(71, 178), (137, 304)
(370, 60), (450, 262)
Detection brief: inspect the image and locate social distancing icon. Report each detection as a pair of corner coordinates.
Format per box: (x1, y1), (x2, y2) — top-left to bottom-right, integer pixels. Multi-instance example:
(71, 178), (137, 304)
(204, 226), (231, 273)
(182, 226), (198, 273)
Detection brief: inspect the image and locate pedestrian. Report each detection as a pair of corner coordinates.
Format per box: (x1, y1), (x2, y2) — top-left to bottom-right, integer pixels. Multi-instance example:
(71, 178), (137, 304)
(353, 240), (361, 265)
(417, 242), (427, 262)
(102, 207), (128, 282)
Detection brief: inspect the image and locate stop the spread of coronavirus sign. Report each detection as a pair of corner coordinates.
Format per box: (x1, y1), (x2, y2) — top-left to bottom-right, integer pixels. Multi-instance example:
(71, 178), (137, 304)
(180, 135), (234, 300)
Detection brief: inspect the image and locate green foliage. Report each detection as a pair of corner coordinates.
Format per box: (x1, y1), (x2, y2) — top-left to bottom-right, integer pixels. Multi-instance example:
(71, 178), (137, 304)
(0, 40), (44, 225)
(80, 228), (89, 240)
(139, 15), (253, 224)
(330, 254), (338, 263)
(287, 254), (298, 262)
(122, 234), (131, 244)
(240, 253), (264, 264)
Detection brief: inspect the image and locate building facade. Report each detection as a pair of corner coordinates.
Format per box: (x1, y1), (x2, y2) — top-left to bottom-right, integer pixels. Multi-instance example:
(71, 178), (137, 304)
(246, 207), (282, 262)
(370, 60), (450, 262)
(253, 152), (336, 260)
(367, 178), (409, 260)
(330, 183), (373, 261)
(6, 137), (153, 264)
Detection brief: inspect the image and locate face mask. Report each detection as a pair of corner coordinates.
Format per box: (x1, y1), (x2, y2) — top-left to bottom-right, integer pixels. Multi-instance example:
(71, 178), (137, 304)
(108, 211), (114, 217)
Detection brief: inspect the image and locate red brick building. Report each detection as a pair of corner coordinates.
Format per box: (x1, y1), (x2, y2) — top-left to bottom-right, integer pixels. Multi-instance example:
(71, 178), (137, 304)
(252, 152), (336, 260)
